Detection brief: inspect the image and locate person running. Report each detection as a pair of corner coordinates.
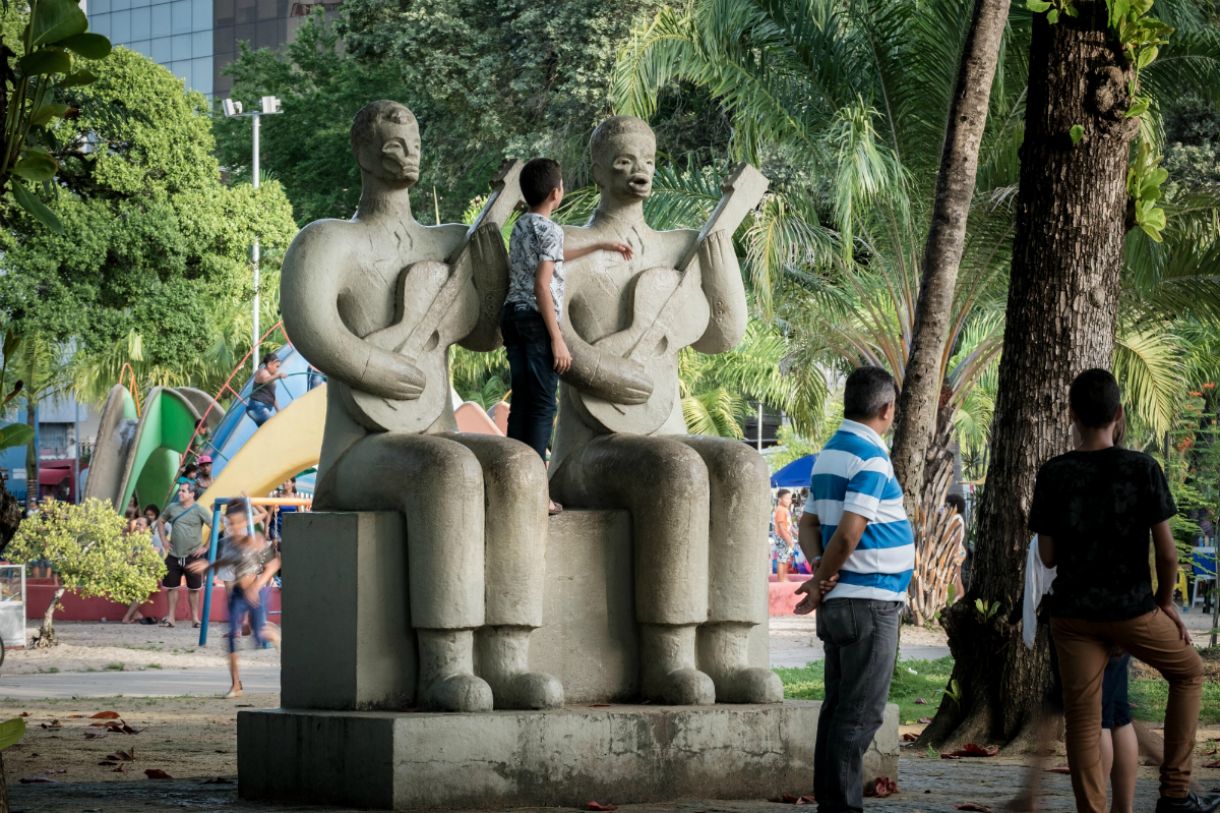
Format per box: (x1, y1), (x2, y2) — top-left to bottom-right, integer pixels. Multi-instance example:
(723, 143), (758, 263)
(157, 482), (212, 628)
(247, 352), (287, 426)
(1029, 368), (1215, 813)
(795, 366), (914, 813)
(189, 500), (280, 699)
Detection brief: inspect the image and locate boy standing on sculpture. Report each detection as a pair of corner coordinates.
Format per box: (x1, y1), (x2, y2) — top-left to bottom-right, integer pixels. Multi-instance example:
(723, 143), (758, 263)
(1029, 369), (1213, 813)
(795, 366), (914, 813)
(502, 158), (631, 513)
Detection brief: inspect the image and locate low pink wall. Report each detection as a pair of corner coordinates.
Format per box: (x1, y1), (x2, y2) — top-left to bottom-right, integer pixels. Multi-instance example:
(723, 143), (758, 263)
(25, 578), (281, 623)
(768, 575), (811, 616)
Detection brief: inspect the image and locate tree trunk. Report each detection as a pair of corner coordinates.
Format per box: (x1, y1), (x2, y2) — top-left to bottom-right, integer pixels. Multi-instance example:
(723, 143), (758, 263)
(923, 2), (1136, 747)
(0, 750), (8, 813)
(892, 0), (1011, 509)
(36, 586), (63, 647)
(24, 398), (36, 510)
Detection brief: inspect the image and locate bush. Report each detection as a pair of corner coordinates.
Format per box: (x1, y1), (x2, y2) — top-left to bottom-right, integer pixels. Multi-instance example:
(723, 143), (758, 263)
(7, 498), (165, 644)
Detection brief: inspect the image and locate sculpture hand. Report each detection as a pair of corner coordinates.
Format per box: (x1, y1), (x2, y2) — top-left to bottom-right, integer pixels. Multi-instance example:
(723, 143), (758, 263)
(698, 227), (737, 273)
(360, 346), (427, 401)
(464, 221), (509, 278)
(595, 354), (654, 406)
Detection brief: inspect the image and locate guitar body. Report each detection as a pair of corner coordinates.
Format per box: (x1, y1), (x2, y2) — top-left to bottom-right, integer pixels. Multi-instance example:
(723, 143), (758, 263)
(581, 266), (703, 435)
(343, 259), (474, 433)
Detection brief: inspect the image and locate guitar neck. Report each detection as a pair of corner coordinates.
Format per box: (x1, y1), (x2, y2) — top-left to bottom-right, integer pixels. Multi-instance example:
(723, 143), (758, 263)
(677, 162), (769, 271)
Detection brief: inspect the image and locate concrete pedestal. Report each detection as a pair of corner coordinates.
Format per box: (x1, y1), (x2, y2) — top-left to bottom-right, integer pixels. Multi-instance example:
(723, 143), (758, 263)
(238, 701), (899, 810)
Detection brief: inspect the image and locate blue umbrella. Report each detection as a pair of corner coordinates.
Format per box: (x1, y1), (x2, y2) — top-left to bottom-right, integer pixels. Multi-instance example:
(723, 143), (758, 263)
(770, 454), (816, 488)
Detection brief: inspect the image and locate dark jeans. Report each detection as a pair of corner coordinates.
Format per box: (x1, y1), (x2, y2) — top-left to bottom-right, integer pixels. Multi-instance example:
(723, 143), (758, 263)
(501, 305), (558, 460)
(814, 598), (903, 813)
(246, 401), (275, 426)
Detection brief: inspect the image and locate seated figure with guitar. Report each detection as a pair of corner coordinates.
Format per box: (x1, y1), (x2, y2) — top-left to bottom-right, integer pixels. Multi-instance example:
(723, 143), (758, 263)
(280, 100), (562, 713)
(549, 116), (783, 706)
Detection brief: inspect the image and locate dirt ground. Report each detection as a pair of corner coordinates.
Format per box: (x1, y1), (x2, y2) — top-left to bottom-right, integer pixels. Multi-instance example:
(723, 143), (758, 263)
(0, 691), (278, 784)
(4, 621), (278, 675)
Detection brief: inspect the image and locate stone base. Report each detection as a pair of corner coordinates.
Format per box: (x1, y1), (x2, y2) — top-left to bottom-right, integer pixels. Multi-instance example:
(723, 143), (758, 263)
(238, 701), (899, 811)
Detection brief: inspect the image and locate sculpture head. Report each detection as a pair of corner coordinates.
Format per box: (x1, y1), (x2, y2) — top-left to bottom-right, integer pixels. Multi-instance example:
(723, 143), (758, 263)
(350, 100), (421, 187)
(590, 116), (656, 204)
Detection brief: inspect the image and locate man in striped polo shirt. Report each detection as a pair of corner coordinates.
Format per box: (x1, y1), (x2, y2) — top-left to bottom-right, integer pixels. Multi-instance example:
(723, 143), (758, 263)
(796, 366), (914, 813)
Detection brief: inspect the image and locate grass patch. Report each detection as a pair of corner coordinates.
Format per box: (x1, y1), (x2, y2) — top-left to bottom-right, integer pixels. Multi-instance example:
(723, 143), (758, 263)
(41, 666), (59, 674)
(146, 663), (162, 670)
(776, 657), (955, 724)
(778, 655), (1220, 726)
(103, 662), (125, 672)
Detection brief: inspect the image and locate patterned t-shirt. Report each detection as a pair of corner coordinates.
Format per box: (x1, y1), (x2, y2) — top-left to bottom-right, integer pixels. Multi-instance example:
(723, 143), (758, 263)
(506, 213), (565, 320)
(1028, 447), (1177, 621)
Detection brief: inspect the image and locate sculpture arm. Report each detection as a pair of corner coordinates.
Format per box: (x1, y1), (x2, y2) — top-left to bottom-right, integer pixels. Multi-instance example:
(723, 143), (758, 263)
(560, 312), (652, 406)
(280, 224), (425, 401)
(691, 229), (748, 354)
(457, 222), (510, 352)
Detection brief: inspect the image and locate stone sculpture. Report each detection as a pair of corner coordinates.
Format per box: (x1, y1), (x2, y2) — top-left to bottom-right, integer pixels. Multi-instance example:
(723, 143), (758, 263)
(279, 100), (562, 712)
(550, 115), (783, 705)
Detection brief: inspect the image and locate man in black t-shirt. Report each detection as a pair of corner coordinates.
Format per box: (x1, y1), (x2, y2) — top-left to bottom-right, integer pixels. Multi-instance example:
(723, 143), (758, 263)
(1029, 369), (1212, 813)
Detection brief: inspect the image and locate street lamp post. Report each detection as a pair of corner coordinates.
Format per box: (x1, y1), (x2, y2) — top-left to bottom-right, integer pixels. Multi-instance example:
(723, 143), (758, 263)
(222, 96), (282, 375)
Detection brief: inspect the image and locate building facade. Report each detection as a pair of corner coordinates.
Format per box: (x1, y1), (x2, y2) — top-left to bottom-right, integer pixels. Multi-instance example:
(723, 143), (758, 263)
(87, 0), (317, 97)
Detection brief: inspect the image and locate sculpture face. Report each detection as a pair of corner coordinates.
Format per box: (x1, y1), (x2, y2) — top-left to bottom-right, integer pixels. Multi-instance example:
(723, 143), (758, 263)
(592, 123), (656, 204)
(353, 103), (422, 186)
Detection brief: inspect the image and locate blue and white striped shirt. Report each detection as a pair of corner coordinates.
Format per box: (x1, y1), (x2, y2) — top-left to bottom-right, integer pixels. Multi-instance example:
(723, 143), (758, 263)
(809, 420), (915, 603)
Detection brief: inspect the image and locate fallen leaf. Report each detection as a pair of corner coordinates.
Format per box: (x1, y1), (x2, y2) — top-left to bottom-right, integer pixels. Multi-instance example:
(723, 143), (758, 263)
(1203, 760), (1220, 769)
(113, 763), (128, 773)
(864, 777), (898, 798)
(914, 697), (929, 705)
(83, 731), (105, 740)
(39, 721), (61, 730)
(19, 712), (29, 717)
(901, 733), (919, 743)
(145, 769), (173, 780)
(918, 717), (932, 724)
(66, 714), (84, 719)
(19, 777), (54, 784)
(200, 777), (233, 785)
(90, 711), (121, 719)
(955, 804), (992, 813)
(941, 743), (999, 759)
(98, 761), (117, 767)
(105, 750), (134, 762)
(1046, 766), (1072, 775)
(586, 803), (617, 812)
(589, 704), (612, 708)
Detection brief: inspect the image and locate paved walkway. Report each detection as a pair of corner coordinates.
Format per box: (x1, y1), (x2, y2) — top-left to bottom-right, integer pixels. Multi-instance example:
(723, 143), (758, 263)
(0, 665), (278, 698)
(7, 756), (1171, 813)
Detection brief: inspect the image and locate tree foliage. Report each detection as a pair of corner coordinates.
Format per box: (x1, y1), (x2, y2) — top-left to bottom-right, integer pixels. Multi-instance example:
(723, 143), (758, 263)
(0, 42), (297, 400)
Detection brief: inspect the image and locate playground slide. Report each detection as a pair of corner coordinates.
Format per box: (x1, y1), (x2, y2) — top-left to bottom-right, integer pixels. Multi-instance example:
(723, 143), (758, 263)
(116, 387), (204, 512)
(82, 385), (139, 507)
(197, 384), (326, 512)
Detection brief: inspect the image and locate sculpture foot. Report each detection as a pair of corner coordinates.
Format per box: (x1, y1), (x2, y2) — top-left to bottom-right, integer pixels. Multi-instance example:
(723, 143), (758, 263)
(419, 673), (494, 712)
(492, 671), (565, 710)
(713, 666), (784, 704)
(644, 667), (715, 706)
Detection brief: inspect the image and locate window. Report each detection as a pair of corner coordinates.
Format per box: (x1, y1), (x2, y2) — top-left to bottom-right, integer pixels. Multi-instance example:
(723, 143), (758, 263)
(90, 13), (111, 36)
(131, 6), (151, 39)
(171, 33), (191, 59)
(110, 9), (131, 42)
(91, 0), (112, 14)
(151, 2), (171, 36)
(171, 0), (191, 34)
(191, 29), (210, 58)
(151, 36), (172, 61)
(192, 0), (212, 32)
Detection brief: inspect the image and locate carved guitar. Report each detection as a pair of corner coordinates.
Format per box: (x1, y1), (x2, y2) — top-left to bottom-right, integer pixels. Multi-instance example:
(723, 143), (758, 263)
(342, 159), (525, 433)
(580, 162), (769, 435)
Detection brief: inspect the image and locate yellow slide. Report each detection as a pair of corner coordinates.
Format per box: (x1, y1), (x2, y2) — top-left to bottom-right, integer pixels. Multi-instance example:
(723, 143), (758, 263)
(198, 384), (327, 512)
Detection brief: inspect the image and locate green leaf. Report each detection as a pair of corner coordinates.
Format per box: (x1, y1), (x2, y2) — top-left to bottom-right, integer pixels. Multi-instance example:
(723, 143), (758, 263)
(31, 0), (89, 47)
(1026, 0), (1052, 11)
(13, 149), (57, 181)
(59, 32), (112, 60)
(59, 69), (98, 88)
(1047, 8), (1060, 23)
(0, 424), (35, 451)
(1069, 124), (1084, 145)
(0, 718), (25, 751)
(9, 182), (63, 233)
(1126, 97), (1150, 119)
(17, 48), (71, 76)
(1136, 45), (1158, 70)
(29, 102), (70, 127)
(2, 330), (20, 360)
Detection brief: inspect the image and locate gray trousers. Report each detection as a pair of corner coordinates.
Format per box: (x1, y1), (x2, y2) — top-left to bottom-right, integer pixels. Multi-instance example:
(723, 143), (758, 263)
(814, 598), (902, 813)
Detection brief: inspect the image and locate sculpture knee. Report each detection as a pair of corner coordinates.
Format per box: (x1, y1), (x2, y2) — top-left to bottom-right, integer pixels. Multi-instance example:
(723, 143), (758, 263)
(483, 440), (548, 501)
(634, 441), (707, 510)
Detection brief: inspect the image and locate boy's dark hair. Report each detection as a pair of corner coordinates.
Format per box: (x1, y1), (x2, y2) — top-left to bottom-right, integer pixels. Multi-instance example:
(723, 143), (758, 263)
(183, 463), (199, 477)
(843, 366), (898, 421)
(1069, 368), (1122, 427)
(777, 489), (791, 499)
(144, 504), (159, 516)
(945, 493), (966, 515)
(520, 158), (563, 207)
(226, 501), (249, 518)
(261, 351), (279, 366)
